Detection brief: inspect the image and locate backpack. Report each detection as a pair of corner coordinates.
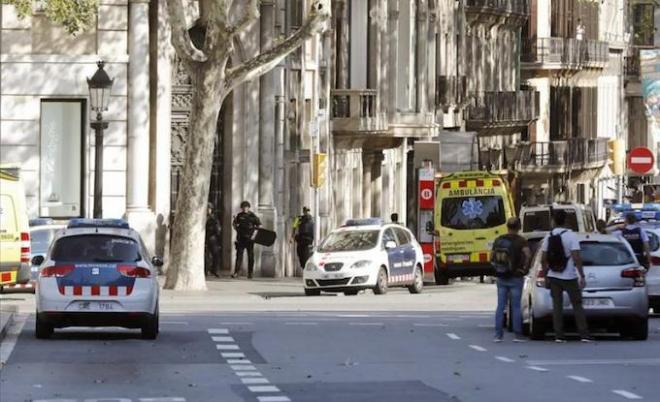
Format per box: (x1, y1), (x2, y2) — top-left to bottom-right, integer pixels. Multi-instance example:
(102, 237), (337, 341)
(297, 215), (314, 242)
(491, 236), (517, 277)
(547, 229), (569, 272)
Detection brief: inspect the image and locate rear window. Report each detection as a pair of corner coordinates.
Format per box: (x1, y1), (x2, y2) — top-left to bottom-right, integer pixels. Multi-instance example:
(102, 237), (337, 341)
(441, 196), (506, 230)
(579, 241), (636, 266)
(522, 209), (578, 232)
(51, 235), (141, 263)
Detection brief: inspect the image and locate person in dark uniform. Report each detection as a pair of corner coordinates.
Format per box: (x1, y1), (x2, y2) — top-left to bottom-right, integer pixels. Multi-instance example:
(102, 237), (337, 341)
(613, 213), (651, 269)
(292, 207), (315, 270)
(232, 201), (261, 279)
(205, 203), (221, 278)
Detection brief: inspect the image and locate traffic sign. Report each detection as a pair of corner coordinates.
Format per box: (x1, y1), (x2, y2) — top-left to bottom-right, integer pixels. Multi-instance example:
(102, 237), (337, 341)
(627, 147), (655, 175)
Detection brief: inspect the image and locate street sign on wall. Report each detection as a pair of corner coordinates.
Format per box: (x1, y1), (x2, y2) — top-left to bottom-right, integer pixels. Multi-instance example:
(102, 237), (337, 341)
(628, 147), (655, 175)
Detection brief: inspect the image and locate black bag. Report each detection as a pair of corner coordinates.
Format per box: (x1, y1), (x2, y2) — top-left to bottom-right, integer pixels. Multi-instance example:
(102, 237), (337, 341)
(491, 236), (516, 277)
(547, 230), (569, 272)
(254, 228), (277, 247)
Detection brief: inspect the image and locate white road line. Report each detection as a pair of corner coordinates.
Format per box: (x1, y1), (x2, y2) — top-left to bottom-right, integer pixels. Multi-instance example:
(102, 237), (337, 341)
(567, 375), (593, 383)
(257, 397), (291, 402)
(349, 322), (383, 326)
(208, 328), (229, 334)
(248, 385), (281, 393)
(527, 358), (660, 366)
(447, 333), (461, 340)
(284, 322), (319, 326)
(221, 352), (246, 358)
(216, 344), (240, 350)
(0, 314), (27, 370)
(469, 345), (487, 352)
(337, 314), (370, 318)
(395, 314), (431, 318)
(413, 323), (448, 327)
(527, 366), (549, 372)
(212, 336), (235, 342)
(495, 356), (515, 363)
(231, 365), (257, 371)
(227, 359), (252, 364)
(236, 371), (263, 377)
(241, 378), (270, 385)
(139, 398), (187, 402)
(612, 390), (643, 400)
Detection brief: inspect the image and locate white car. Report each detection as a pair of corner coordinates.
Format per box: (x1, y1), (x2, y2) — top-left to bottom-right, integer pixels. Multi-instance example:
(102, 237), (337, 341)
(34, 219), (162, 339)
(640, 223), (660, 313)
(303, 219), (424, 296)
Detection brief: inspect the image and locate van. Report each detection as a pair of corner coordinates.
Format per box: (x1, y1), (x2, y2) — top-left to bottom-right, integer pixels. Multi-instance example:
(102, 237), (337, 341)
(433, 171), (515, 284)
(520, 203), (597, 254)
(0, 167), (31, 287)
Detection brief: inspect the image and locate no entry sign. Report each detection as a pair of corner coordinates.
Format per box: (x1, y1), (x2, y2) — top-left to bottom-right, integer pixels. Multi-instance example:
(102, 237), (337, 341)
(627, 147), (655, 175)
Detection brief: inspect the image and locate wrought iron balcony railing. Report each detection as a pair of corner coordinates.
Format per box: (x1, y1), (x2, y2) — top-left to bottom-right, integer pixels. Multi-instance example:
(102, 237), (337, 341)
(464, 0), (530, 16)
(516, 138), (608, 172)
(466, 90), (539, 127)
(522, 38), (609, 69)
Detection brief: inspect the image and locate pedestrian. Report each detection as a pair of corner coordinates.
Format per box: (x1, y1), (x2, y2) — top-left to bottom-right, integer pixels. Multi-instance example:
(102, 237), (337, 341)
(541, 209), (592, 343)
(596, 219), (608, 235)
(575, 18), (585, 41)
(491, 217), (531, 342)
(390, 213), (400, 224)
(232, 201), (261, 279)
(205, 203), (221, 278)
(612, 213), (651, 269)
(292, 207), (315, 271)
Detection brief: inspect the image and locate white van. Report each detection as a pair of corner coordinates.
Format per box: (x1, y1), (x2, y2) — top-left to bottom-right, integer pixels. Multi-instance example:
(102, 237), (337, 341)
(519, 203), (597, 253)
(0, 167), (31, 288)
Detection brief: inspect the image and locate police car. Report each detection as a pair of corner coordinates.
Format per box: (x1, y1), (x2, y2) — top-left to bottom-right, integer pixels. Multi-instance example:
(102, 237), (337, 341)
(34, 219), (162, 339)
(303, 218), (424, 296)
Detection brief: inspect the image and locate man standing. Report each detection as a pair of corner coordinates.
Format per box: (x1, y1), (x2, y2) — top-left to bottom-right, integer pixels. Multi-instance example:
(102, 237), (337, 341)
(613, 213), (651, 269)
(205, 203), (221, 278)
(541, 209), (592, 343)
(491, 217), (531, 342)
(232, 201), (261, 279)
(390, 213), (400, 224)
(292, 207), (315, 271)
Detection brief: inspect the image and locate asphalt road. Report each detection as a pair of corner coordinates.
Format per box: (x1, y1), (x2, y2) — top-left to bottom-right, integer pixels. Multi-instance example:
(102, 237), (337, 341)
(2, 307), (660, 402)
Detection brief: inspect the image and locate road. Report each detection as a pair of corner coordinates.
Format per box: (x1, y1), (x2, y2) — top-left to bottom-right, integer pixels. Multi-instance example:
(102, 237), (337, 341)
(1, 282), (660, 402)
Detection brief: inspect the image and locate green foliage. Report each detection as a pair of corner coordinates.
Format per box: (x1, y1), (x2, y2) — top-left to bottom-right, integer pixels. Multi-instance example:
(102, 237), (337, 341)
(3, 0), (97, 35)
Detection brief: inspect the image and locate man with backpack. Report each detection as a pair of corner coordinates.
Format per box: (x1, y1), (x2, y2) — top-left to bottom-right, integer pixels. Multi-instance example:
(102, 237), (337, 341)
(292, 207), (315, 271)
(612, 213), (651, 269)
(541, 209), (592, 343)
(232, 201), (261, 279)
(491, 217), (531, 342)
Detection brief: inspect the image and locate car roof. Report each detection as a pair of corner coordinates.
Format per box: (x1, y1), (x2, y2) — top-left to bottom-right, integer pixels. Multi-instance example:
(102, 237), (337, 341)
(30, 224), (67, 232)
(54, 226), (140, 241)
(521, 203), (586, 211)
(334, 223), (408, 233)
(572, 232), (624, 242)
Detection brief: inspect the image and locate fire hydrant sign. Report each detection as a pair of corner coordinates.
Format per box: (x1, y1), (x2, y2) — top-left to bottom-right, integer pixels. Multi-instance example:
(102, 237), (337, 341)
(628, 147), (655, 175)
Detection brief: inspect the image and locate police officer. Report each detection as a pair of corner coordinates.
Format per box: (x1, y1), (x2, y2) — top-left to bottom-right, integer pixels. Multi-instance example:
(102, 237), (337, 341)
(232, 201), (261, 279)
(613, 213), (651, 269)
(292, 207), (314, 270)
(205, 203), (221, 278)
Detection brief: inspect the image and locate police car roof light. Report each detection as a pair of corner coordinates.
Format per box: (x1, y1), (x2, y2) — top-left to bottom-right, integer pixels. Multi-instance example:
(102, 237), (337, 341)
(67, 218), (130, 229)
(29, 218), (54, 227)
(345, 218), (384, 227)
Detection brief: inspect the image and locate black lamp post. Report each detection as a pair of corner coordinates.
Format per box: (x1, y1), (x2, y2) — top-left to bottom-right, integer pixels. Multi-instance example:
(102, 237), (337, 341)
(87, 61), (114, 218)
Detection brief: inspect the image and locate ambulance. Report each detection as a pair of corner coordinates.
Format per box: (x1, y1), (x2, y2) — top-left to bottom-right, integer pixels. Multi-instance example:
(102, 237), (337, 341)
(0, 167), (31, 288)
(432, 171), (515, 284)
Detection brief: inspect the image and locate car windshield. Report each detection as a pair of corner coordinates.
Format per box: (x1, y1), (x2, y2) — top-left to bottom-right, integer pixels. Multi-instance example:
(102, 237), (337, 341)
(441, 196), (506, 230)
(646, 231), (659, 252)
(522, 209), (578, 232)
(579, 241), (636, 266)
(318, 230), (379, 252)
(51, 235), (141, 263)
(31, 229), (57, 255)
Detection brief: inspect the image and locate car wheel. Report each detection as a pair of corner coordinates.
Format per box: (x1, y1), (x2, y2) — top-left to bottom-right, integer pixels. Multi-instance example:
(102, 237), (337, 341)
(623, 319), (648, 341)
(141, 311), (159, 340)
(408, 266), (424, 294)
(344, 290), (359, 296)
(434, 269), (449, 286)
(305, 288), (321, 296)
(373, 267), (388, 295)
(35, 314), (53, 339)
(529, 304), (546, 341)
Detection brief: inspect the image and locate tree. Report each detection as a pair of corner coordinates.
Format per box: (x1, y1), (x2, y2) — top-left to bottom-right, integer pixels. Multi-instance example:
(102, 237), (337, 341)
(6, 0), (97, 34)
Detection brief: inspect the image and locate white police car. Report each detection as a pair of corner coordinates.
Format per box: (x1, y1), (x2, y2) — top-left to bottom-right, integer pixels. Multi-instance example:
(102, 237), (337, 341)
(303, 219), (424, 296)
(34, 219), (162, 339)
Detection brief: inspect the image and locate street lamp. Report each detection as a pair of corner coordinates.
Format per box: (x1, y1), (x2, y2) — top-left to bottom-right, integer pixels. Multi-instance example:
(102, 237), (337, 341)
(87, 60), (114, 218)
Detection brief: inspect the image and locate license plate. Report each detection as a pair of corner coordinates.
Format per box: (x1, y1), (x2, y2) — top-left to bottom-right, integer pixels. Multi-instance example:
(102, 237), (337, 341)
(582, 298), (613, 308)
(449, 254), (469, 263)
(323, 273), (344, 279)
(76, 301), (115, 311)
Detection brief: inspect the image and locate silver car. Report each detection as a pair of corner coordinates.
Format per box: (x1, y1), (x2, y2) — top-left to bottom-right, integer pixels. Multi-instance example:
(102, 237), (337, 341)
(522, 233), (649, 340)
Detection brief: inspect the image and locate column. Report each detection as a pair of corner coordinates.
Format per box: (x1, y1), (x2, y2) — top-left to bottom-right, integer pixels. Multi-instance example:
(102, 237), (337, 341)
(126, 0), (155, 251)
(416, 0), (428, 113)
(362, 152), (373, 217)
(371, 151), (384, 217)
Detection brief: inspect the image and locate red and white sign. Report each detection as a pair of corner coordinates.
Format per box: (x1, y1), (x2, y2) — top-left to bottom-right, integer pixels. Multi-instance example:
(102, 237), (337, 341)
(628, 147), (655, 175)
(421, 243), (434, 274)
(418, 180), (435, 210)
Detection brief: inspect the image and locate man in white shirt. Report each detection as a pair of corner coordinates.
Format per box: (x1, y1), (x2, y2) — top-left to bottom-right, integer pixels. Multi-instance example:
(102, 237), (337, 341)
(541, 209), (592, 343)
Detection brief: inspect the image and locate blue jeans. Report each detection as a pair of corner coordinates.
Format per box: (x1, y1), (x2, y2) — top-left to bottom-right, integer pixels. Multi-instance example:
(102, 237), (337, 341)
(495, 276), (524, 338)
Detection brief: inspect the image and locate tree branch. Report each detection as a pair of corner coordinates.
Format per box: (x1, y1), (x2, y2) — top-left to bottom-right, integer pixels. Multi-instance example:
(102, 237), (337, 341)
(228, 0), (260, 37)
(225, 0), (330, 91)
(167, 0), (208, 62)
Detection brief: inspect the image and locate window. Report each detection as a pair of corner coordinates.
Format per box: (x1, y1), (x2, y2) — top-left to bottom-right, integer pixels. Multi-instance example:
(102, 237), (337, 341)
(382, 229), (397, 247)
(318, 230), (379, 252)
(579, 241), (636, 266)
(522, 209), (579, 232)
(394, 228), (410, 245)
(647, 231), (659, 252)
(583, 209), (595, 233)
(441, 196), (506, 230)
(633, 3), (655, 46)
(51, 235), (141, 263)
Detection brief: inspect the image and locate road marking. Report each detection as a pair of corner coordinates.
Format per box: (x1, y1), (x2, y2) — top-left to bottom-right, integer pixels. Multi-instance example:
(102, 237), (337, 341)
(349, 322), (383, 326)
(249, 385), (281, 393)
(208, 328), (229, 334)
(231, 365), (257, 371)
(212, 336), (235, 342)
(236, 371), (263, 377)
(395, 314), (430, 318)
(227, 359), (252, 364)
(337, 314), (370, 318)
(612, 390), (643, 400)
(446, 333), (461, 340)
(257, 397), (291, 402)
(0, 314), (26, 370)
(216, 344), (240, 350)
(469, 345), (487, 352)
(495, 356), (515, 363)
(413, 323), (448, 327)
(242, 378), (270, 385)
(284, 322), (318, 326)
(567, 375), (593, 383)
(221, 352), (245, 358)
(527, 358), (660, 366)
(527, 366), (549, 372)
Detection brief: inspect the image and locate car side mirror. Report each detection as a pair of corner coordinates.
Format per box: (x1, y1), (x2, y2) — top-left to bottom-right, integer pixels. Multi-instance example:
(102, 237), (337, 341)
(31, 255), (45, 266)
(151, 256), (164, 267)
(385, 240), (397, 250)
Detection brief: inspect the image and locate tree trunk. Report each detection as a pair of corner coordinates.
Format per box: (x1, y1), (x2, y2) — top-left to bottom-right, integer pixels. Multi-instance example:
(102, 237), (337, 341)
(165, 65), (226, 290)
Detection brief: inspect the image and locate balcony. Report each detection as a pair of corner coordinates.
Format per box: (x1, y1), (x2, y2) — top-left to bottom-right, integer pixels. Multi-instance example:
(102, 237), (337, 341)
(522, 38), (609, 70)
(515, 138), (608, 174)
(465, 91), (539, 134)
(624, 53), (641, 79)
(331, 89), (396, 150)
(464, 0), (530, 17)
(436, 75), (467, 112)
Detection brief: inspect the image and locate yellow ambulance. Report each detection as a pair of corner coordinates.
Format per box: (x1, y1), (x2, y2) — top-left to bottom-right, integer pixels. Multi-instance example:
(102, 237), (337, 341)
(433, 171), (515, 284)
(0, 167), (31, 288)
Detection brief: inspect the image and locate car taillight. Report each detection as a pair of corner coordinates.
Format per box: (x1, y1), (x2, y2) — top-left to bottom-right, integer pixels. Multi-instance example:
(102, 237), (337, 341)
(20, 232), (30, 263)
(117, 265), (151, 278)
(536, 270), (546, 288)
(41, 265), (74, 278)
(621, 268), (645, 287)
(651, 256), (660, 266)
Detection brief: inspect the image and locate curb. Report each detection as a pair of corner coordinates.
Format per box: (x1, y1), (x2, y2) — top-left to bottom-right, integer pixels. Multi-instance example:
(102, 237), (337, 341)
(0, 306), (18, 342)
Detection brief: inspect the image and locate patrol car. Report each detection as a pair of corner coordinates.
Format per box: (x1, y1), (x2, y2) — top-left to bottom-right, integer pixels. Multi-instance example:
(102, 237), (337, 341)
(34, 219), (162, 339)
(303, 219), (424, 296)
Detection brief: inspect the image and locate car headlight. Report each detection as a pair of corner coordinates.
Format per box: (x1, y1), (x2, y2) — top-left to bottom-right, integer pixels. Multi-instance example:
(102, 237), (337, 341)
(305, 261), (318, 271)
(350, 260), (372, 269)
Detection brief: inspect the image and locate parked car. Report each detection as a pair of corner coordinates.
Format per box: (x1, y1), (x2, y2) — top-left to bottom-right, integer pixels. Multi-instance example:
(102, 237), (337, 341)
(640, 223), (660, 314)
(522, 233), (648, 340)
(303, 218), (424, 296)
